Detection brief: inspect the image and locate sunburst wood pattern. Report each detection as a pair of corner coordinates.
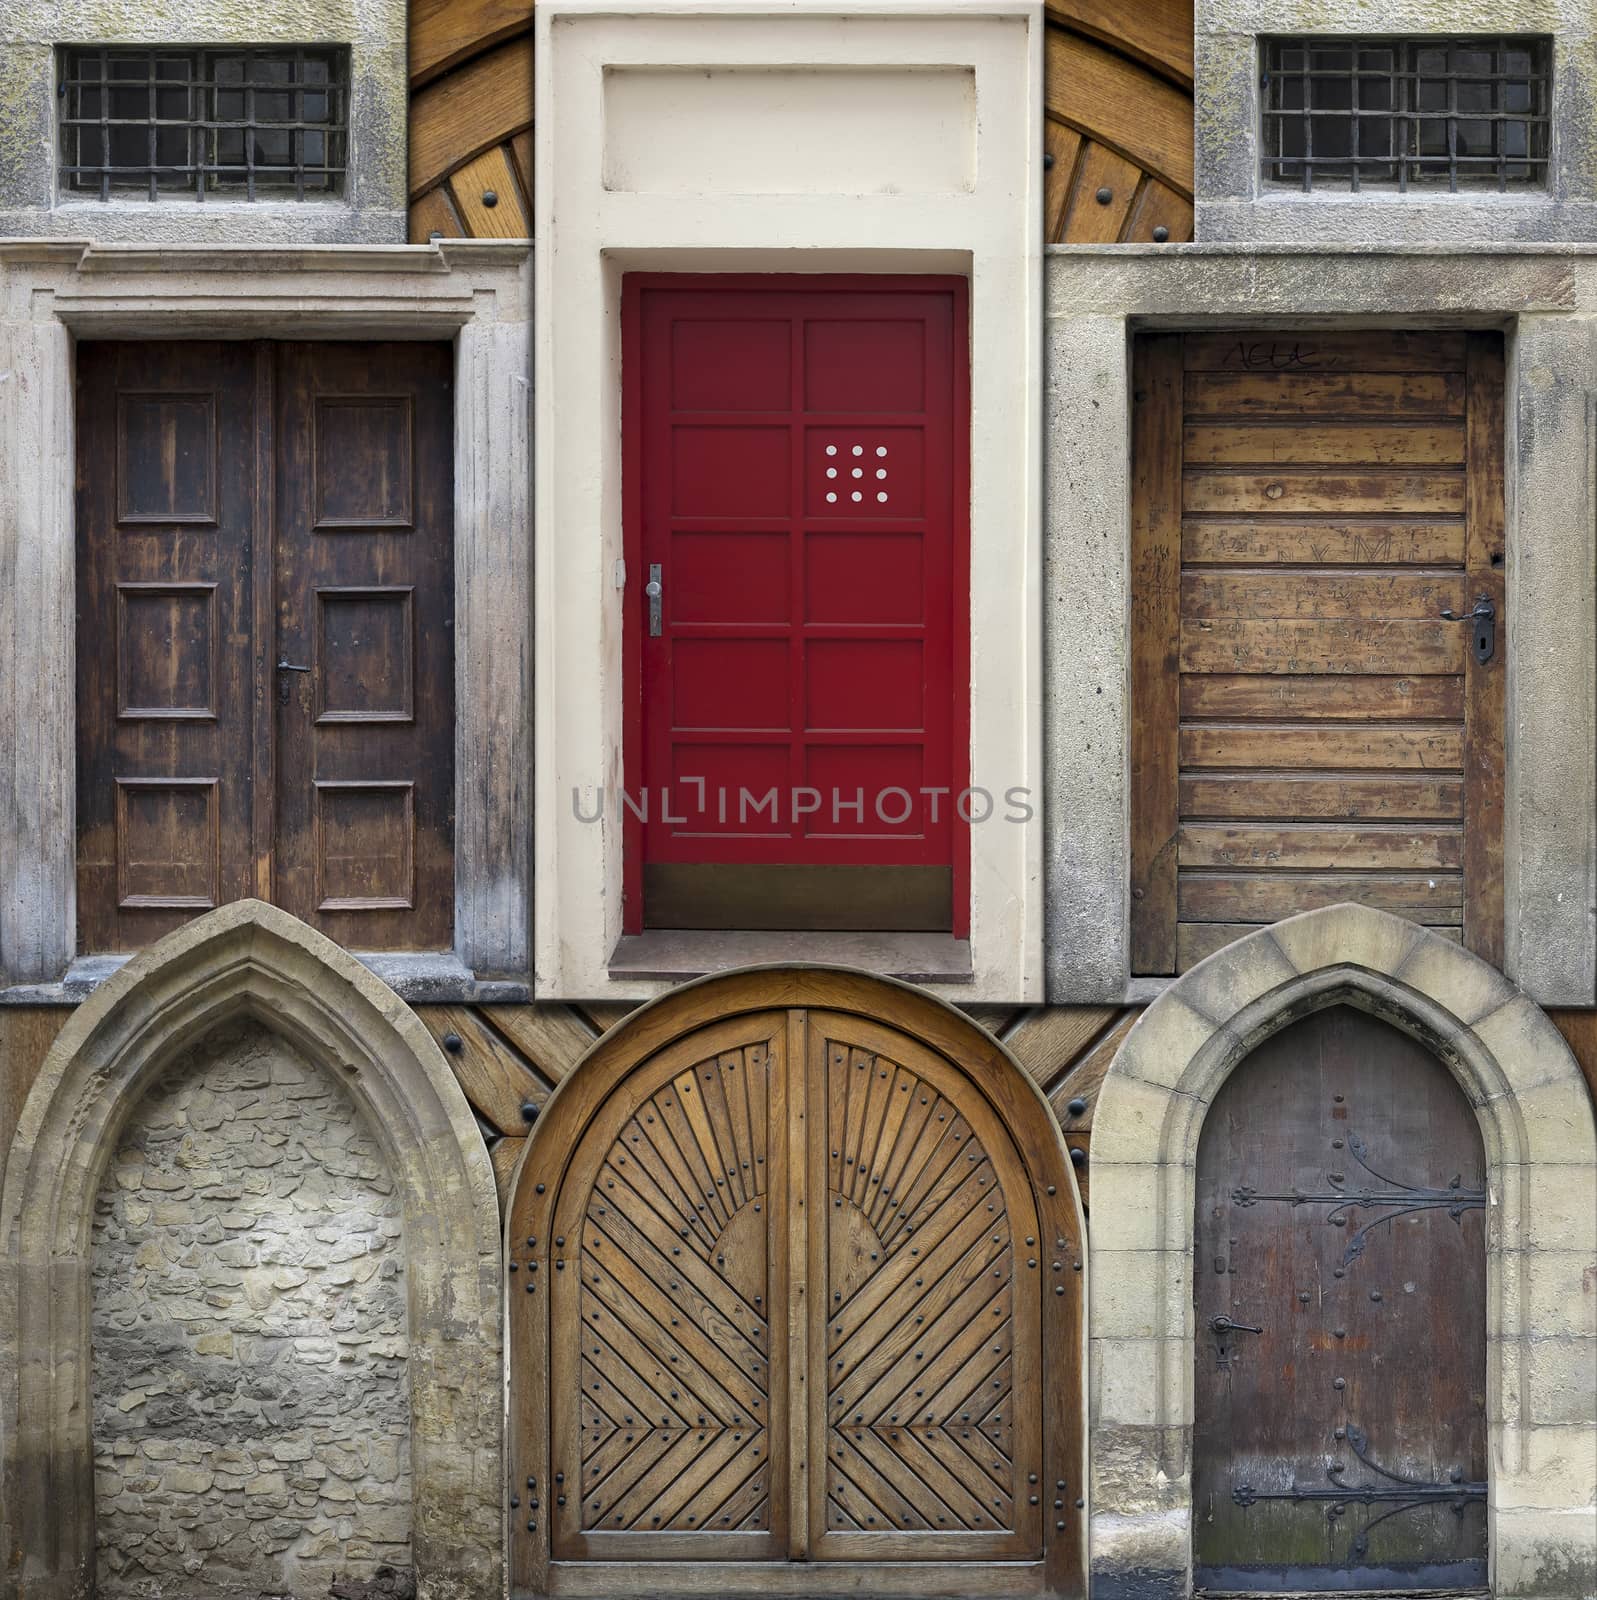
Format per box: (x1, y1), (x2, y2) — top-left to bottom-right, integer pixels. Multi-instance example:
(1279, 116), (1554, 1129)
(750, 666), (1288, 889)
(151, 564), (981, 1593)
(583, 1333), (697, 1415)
(821, 1037), (1019, 1537)
(407, 0), (535, 240)
(1044, 0), (1194, 244)
(573, 1044), (774, 1535)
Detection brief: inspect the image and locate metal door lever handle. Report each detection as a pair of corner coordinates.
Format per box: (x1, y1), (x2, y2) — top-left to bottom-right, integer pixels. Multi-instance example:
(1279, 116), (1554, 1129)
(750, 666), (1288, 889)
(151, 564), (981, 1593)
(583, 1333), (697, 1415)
(646, 563), (663, 637)
(276, 659), (311, 672)
(1211, 1315), (1262, 1335)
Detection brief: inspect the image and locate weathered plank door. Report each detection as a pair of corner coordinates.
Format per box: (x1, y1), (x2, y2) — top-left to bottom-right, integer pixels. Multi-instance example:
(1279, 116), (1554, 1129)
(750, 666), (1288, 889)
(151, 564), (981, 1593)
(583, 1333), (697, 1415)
(511, 975), (1085, 1597)
(1194, 1005), (1488, 1591)
(75, 341), (454, 951)
(1131, 331), (1505, 974)
(624, 277), (969, 935)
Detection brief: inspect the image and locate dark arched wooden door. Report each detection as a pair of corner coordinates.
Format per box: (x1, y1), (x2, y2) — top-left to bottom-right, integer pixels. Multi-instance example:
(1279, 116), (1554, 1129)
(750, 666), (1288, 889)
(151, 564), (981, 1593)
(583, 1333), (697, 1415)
(509, 970), (1085, 1598)
(1194, 1005), (1488, 1591)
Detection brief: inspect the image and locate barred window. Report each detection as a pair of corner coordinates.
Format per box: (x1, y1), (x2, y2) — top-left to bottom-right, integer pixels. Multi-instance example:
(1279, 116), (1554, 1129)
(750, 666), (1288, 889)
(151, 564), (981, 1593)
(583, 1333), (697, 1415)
(1262, 37), (1551, 193)
(58, 46), (349, 201)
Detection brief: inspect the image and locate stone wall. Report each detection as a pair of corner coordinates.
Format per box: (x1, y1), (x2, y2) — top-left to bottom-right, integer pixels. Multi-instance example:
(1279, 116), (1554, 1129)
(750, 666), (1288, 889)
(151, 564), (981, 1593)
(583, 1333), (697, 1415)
(89, 1019), (413, 1597)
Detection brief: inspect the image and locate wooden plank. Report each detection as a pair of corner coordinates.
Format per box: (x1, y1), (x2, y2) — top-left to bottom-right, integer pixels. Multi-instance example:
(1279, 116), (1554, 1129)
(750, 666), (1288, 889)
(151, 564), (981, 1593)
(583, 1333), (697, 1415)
(1182, 571), (1464, 620)
(447, 144), (530, 238)
(1181, 618), (1465, 675)
(1045, 0), (1194, 87)
(417, 1005), (549, 1133)
(1058, 140), (1140, 244)
(1462, 335), (1507, 968)
(1183, 471), (1465, 516)
(1043, 119), (1085, 243)
(1180, 773), (1464, 821)
(1180, 674), (1465, 722)
(410, 0), (533, 87)
(1002, 1006), (1119, 1094)
(1129, 334), (1184, 975)
(1181, 330), (1468, 373)
(1120, 177), (1194, 243)
(1183, 424), (1465, 467)
(1183, 371), (1466, 419)
(491, 1134), (525, 1210)
(1045, 1010), (1139, 1130)
(1175, 922), (1265, 969)
(1178, 823), (1463, 871)
(409, 35), (535, 195)
(1045, 31), (1194, 195)
(408, 183), (463, 243)
(1178, 873), (1463, 922)
(0, 1008), (71, 1188)
(480, 1003), (598, 1086)
(1182, 519), (1465, 567)
(576, 1001), (642, 1035)
(1180, 723), (1463, 772)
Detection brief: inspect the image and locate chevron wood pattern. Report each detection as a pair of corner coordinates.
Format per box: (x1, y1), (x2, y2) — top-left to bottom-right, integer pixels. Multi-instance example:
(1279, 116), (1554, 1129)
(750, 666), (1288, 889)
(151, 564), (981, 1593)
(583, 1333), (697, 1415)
(573, 1041), (774, 1538)
(819, 1035), (1025, 1544)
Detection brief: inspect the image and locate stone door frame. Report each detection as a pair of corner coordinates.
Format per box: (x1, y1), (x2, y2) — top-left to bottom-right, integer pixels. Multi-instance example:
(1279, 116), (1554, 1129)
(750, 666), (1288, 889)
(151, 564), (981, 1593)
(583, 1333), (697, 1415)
(0, 238), (532, 997)
(0, 899), (504, 1600)
(1088, 903), (1597, 1600)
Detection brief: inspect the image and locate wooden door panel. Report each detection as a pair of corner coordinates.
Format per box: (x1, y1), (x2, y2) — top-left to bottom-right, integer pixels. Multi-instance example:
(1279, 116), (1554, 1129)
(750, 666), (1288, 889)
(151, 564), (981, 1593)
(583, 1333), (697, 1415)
(272, 343), (455, 948)
(1132, 330), (1505, 973)
(808, 1012), (1043, 1560)
(76, 343), (260, 951)
(1193, 1006), (1487, 1590)
(549, 1013), (789, 1561)
(625, 278), (968, 936)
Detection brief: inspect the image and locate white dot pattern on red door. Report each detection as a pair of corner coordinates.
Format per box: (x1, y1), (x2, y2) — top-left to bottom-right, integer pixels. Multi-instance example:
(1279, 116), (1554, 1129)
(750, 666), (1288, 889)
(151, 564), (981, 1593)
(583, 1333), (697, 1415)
(819, 439), (894, 509)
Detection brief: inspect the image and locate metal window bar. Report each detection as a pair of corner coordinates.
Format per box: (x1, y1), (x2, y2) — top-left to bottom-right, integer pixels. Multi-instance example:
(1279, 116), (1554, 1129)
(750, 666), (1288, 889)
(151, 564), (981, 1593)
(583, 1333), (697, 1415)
(57, 45), (348, 201)
(1261, 35), (1551, 192)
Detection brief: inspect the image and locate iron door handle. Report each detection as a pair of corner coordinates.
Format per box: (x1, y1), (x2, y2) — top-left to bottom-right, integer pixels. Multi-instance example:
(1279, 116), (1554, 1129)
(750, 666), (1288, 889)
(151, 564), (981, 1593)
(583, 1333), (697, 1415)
(276, 659), (311, 672)
(1439, 595), (1495, 664)
(645, 564), (663, 638)
(1211, 1315), (1263, 1335)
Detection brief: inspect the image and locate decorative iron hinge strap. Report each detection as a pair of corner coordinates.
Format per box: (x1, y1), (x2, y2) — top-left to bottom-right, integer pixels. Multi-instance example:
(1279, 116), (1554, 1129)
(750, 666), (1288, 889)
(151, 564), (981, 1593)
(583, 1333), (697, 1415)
(1232, 1131), (1486, 1265)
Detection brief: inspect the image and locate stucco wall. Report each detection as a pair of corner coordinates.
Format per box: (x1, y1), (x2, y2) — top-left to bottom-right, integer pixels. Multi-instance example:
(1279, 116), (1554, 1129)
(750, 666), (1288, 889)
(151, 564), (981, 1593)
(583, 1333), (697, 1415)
(1194, 0), (1597, 242)
(90, 1019), (412, 1595)
(0, 0), (407, 242)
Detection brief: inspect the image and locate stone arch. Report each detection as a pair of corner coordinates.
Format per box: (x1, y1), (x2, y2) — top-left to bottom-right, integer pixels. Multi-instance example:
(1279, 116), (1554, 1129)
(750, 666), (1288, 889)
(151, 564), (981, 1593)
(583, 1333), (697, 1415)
(0, 900), (502, 1600)
(1088, 904), (1597, 1600)
(506, 965), (1087, 1599)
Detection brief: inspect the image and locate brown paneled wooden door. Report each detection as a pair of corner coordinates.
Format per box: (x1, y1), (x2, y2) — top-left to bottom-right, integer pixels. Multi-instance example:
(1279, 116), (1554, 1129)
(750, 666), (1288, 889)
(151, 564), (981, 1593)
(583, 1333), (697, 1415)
(530, 999), (1071, 1585)
(1193, 1006), (1488, 1590)
(1131, 331), (1505, 974)
(76, 341), (454, 952)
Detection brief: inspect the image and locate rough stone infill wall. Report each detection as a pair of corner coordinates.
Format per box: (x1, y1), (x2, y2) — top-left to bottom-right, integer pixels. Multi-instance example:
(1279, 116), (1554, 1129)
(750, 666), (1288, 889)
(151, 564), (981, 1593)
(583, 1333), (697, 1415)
(90, 1020), (412, 1597)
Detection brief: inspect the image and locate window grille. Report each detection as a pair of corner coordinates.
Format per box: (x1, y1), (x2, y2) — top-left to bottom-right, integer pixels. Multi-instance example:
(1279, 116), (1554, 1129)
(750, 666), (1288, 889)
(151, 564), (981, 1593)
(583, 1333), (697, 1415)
(1261, 37), (1551, 193)
(58, 46), (349, 201)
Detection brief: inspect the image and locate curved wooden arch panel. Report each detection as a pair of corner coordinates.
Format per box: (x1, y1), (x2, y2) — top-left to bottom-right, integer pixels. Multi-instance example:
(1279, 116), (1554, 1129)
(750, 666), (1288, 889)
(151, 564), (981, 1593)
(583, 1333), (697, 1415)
(1044, 0), (1195, 244)
(507, 967), (1086, 1600)
(408, 0), (535, 241)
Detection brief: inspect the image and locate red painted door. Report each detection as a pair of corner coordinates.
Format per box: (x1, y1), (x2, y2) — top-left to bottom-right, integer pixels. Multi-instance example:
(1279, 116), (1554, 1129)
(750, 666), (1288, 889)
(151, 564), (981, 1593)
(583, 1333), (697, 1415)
(625, 277), (968, 935)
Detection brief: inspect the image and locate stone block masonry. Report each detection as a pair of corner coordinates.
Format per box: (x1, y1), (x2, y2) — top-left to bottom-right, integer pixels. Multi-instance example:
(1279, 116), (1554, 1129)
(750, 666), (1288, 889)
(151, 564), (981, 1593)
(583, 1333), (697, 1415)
(89, 1019), (412, 1597)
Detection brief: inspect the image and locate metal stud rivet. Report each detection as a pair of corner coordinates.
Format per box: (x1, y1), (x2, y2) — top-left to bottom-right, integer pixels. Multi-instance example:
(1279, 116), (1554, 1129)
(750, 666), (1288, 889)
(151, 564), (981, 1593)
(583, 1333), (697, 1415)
(483, 189), (499, 208)
(1095, 186), (1112, 204)
(441, 1032), (463, 1053)
(1152, 225), (1170, 242)
(1066, 1097), (1087, 1117)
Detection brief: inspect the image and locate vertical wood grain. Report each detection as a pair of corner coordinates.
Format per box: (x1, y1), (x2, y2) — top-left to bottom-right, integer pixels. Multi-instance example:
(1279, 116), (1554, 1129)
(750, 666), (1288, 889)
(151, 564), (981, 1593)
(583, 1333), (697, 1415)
(1463, 334), (1507, 968)
(1129, 334), (1183, 973)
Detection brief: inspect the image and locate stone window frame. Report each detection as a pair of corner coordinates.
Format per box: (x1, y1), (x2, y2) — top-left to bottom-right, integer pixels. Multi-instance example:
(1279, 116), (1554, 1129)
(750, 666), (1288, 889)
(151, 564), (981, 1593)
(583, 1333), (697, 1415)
(0, 239), (533, 1001)
(1193, 0), (1597, 243)
(1087, 903), (1597, 1600)
(0, 898), (505, 1597)
(1042, 247), (1597, 1007)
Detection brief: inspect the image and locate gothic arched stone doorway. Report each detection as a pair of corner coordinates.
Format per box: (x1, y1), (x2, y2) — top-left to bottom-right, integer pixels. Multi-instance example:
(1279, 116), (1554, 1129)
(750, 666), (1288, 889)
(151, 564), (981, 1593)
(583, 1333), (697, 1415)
(507, 966), (1087, 1599)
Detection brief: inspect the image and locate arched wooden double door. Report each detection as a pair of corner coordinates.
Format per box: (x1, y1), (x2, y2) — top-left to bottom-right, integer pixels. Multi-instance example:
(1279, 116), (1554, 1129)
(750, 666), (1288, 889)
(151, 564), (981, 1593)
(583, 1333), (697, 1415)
(508, 970), (1086, 1598)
